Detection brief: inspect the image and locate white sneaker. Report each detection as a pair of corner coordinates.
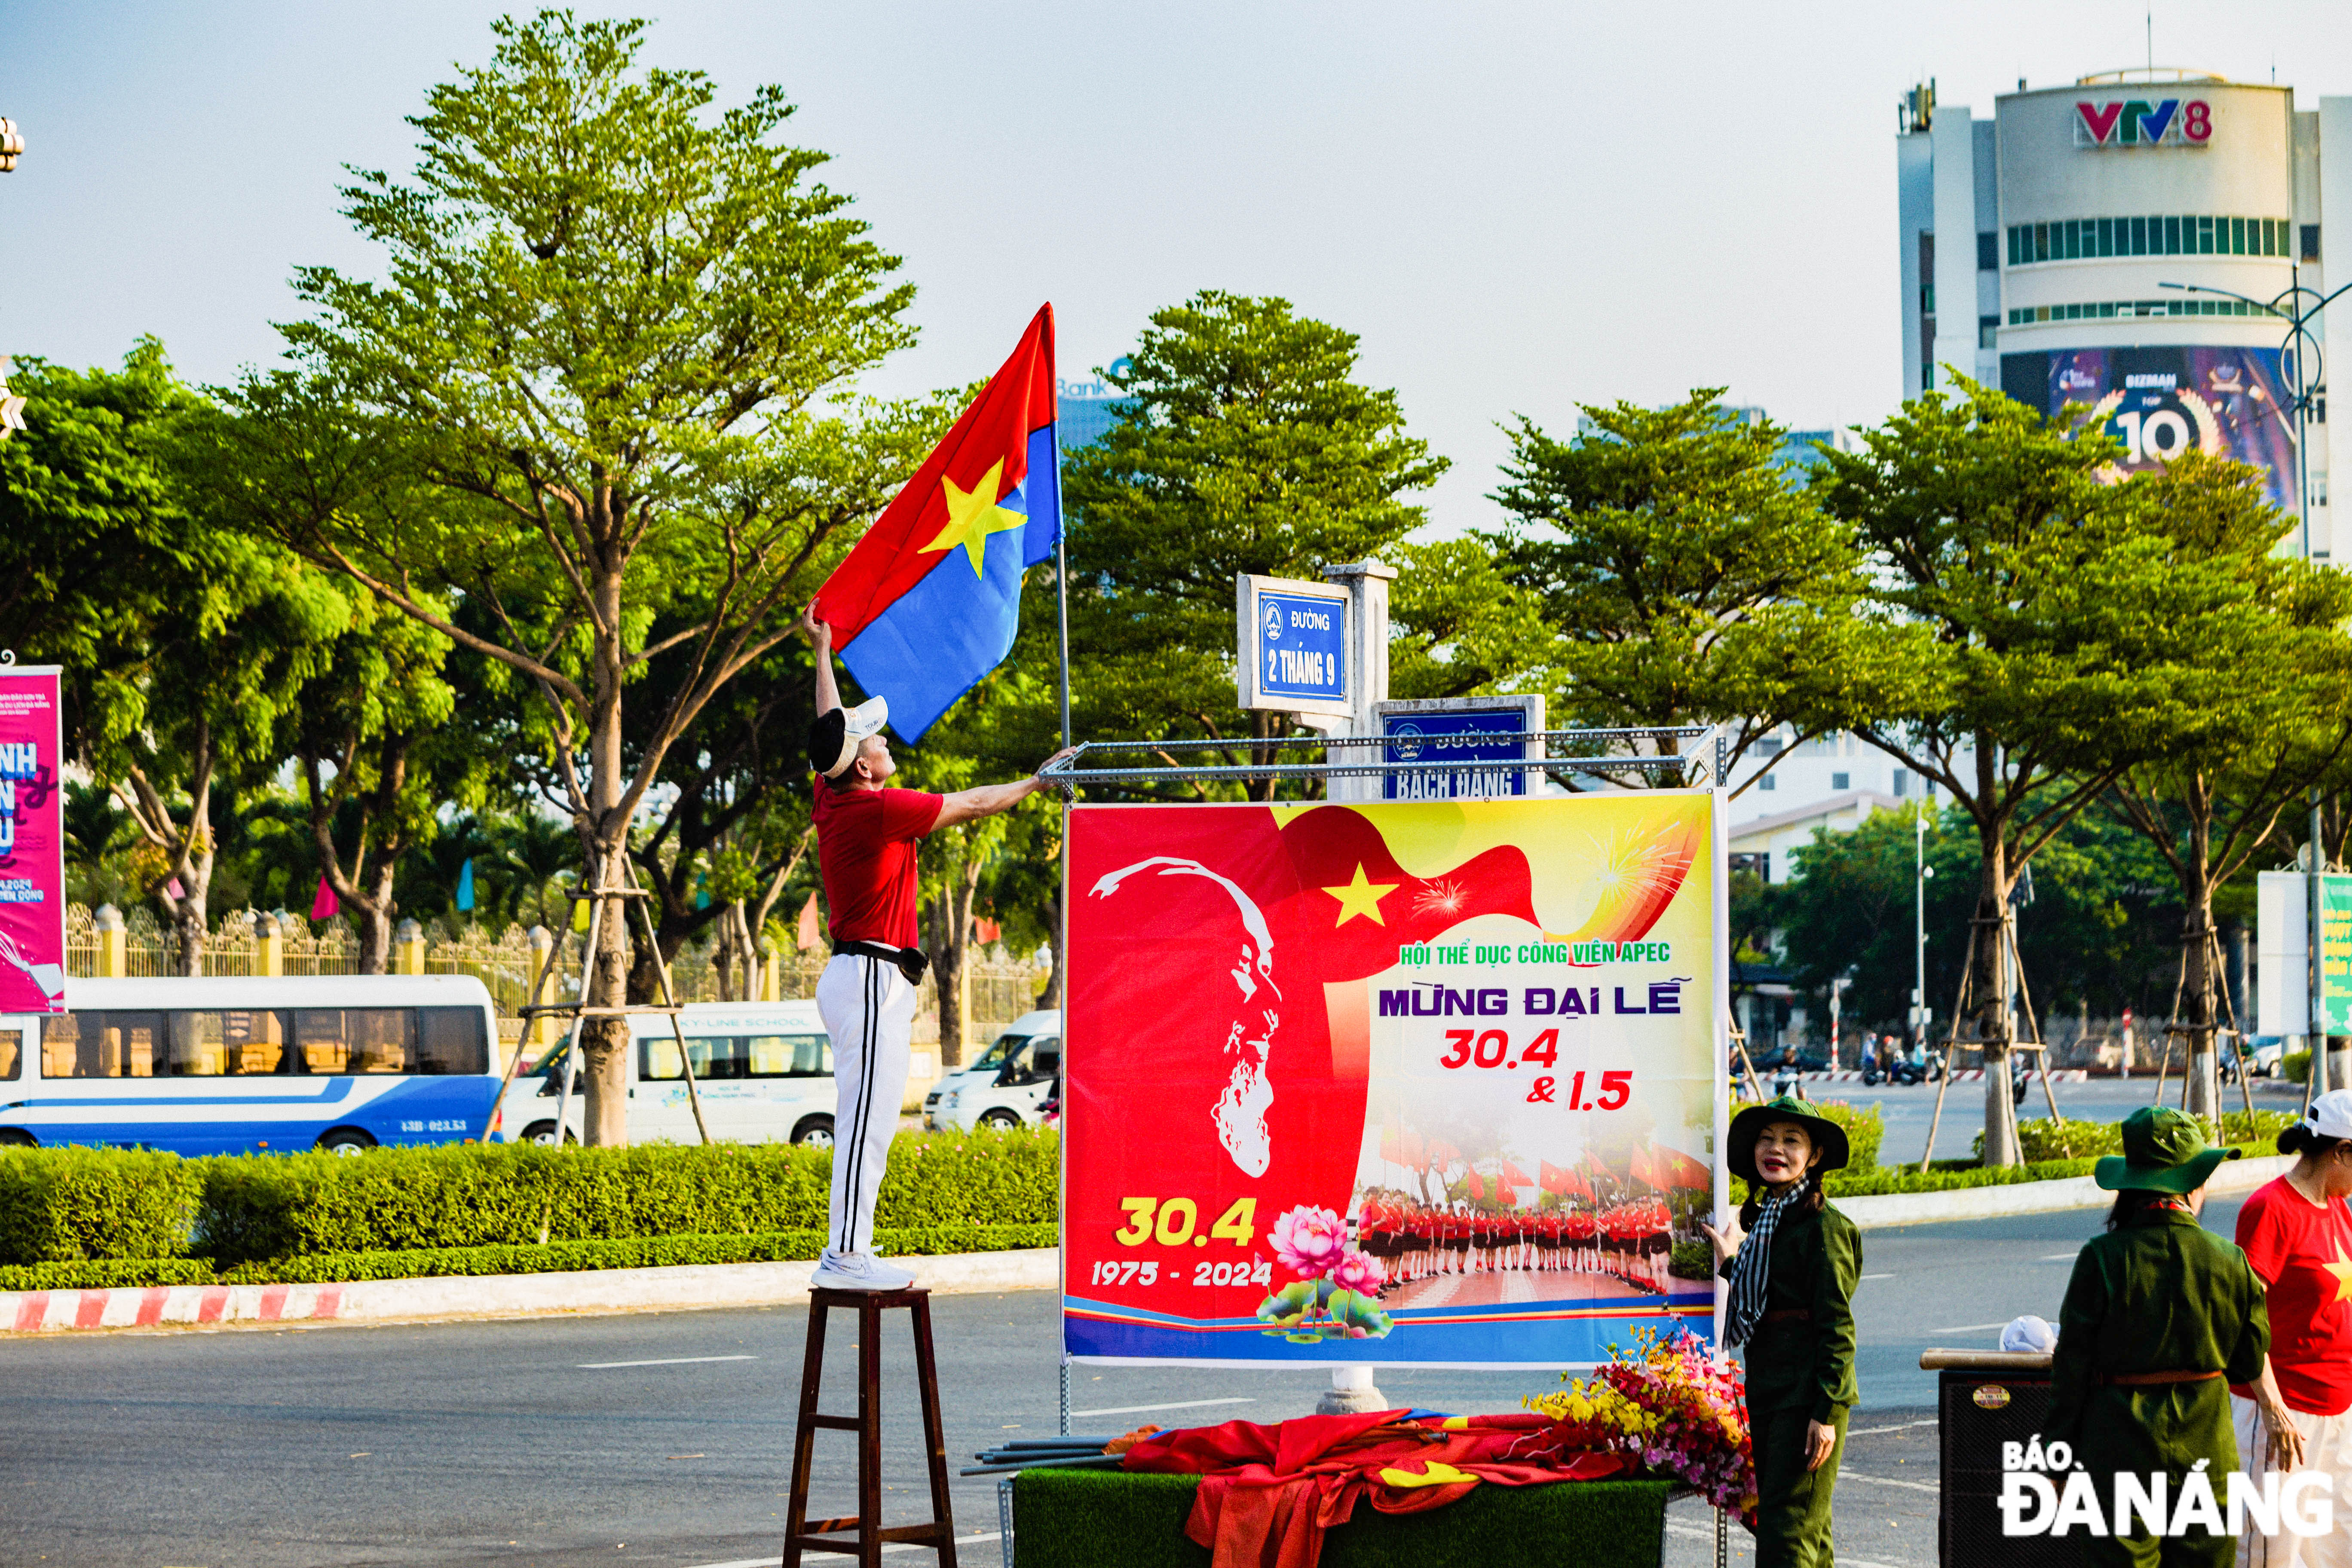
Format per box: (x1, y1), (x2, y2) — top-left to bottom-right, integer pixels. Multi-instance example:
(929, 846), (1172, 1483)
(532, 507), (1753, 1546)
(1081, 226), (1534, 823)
(811, 1250), (916, 1292)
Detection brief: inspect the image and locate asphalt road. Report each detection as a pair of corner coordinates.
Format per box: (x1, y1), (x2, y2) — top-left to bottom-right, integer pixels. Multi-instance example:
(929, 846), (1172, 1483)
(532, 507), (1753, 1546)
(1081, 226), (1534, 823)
(0, 1188), (2262, 1568)
(1807, 1069), (2306, 1163)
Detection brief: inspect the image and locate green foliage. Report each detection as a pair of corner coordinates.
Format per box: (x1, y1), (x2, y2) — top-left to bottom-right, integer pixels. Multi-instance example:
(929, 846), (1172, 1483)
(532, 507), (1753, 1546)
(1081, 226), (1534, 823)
(2285, 1050), (2313, 1085)
(0, 1148), (203, 1264)
(1058, 291), (1446, 768)
(1667, 1240), (1714, 1280)
(0, 1257), (219, 1292)
(1483, 391), (1881, 774)
(1731, 1098), (1883, 1173)
(1976, 1108), (2295, 1162)
(197, 1132), (1056, 1263)
(1773, 800), (2185, 1029)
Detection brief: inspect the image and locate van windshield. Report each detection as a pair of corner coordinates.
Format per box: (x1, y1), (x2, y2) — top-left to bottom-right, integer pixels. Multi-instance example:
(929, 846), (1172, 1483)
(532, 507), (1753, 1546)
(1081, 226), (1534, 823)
(972, 1032), (1029, 1072)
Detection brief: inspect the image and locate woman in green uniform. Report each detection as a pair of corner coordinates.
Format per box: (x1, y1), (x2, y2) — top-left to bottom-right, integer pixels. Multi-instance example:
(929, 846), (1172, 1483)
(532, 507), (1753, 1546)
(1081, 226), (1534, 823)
(2045, 1107), (2272, 1568)
(1700, 1095), (1862, 1568)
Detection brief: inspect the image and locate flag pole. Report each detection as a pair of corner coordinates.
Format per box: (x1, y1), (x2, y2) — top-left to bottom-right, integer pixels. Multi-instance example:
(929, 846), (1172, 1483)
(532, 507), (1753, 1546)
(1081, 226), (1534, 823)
(1054, 424), (1072, 750)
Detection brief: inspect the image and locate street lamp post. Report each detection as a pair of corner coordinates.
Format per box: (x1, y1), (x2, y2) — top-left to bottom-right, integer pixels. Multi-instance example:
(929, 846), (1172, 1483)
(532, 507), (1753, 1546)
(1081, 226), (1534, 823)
(2158, 270), (2352, 1095)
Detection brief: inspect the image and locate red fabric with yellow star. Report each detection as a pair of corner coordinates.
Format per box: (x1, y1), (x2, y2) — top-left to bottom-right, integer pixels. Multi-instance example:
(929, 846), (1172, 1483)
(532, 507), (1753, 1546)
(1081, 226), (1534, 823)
(2232, 1175), (2352, 1414)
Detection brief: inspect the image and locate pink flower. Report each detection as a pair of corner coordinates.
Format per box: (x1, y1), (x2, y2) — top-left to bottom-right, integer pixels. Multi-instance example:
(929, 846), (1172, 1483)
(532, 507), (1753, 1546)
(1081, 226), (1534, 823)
(1329, 1247), (1384, 1296)
(1269, 1205), (1348, 1279)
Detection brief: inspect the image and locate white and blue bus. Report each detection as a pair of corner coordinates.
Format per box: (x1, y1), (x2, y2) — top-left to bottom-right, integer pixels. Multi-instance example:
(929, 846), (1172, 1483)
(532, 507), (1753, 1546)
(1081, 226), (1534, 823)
(0, 975), (504, 1156)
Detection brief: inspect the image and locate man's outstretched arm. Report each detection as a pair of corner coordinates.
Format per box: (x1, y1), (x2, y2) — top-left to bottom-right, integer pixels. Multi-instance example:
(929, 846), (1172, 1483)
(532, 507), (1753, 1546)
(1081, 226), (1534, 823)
(930, 748), (1081, 832)
(799, 604), (843, 717)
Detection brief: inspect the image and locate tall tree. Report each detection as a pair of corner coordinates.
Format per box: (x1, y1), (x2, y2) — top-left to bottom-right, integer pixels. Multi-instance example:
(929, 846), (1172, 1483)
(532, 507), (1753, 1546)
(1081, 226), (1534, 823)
(1814, 377), (2256, 1163)
(247, 14), (917, 1142)
(2095, 452), (2352, 1115)
(1484, 392), (1883, 784)
(1060, 291), (1447, 794)
(0, 342), (345, 970)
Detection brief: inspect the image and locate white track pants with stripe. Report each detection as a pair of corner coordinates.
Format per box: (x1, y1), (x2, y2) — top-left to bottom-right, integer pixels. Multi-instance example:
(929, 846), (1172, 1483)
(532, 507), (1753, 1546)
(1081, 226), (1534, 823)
(816, 953), (917, 1258)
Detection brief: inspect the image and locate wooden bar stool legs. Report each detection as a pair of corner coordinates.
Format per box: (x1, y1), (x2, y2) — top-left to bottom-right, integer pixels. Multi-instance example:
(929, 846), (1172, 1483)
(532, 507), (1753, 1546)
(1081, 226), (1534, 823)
(783, 1286), (957, 1568)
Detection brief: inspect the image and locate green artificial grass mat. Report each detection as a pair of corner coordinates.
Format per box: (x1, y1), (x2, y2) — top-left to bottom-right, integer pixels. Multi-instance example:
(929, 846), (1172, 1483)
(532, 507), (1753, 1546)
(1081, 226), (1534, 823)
(1011, 1467), (1670, 1568)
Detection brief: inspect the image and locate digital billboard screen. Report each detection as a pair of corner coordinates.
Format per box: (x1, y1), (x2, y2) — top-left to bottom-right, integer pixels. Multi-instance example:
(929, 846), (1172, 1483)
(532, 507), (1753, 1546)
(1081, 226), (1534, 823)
(2001, 346), (2300, 512)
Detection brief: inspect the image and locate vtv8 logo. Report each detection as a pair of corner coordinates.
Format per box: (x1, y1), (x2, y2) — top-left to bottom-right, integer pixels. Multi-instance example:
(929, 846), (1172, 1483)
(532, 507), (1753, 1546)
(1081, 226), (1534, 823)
(2074, 99), (2212, 147)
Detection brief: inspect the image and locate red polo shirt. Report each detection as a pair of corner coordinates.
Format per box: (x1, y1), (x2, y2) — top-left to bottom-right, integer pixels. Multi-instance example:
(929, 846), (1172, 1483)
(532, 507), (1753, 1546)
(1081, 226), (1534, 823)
(810, 781), (942, 950)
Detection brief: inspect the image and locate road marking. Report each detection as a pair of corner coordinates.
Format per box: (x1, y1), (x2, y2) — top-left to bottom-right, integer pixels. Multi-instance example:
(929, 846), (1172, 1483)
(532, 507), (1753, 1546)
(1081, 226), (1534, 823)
(1070, 1397), (1256, 1418)
(1663, 1519), (1918, 1567)
(1860, 1272), (1895, 1280)
(2041, 1253), (2080, 1262)
(576, 1355), (758, 1369)
(686, 1532), (1001, 1568)
(1848, 1418), (1939, 1437)
(1838, 1471), (1942, 1493)
(1926, 1322), (2013, 1335)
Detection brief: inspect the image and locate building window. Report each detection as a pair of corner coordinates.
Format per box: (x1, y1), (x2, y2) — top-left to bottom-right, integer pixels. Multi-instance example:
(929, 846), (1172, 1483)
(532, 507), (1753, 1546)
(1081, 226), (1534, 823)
(2305, 226), (2324, 263)
(1979, 315), (1998, 349)
(1893, 770), (1909, 797)
(1977, 231), (1998, 271)
(1831, 772), (1850, 790)
(1758, 774), (1777, 792)
(2008, 295), (2287, 326)
(2008, 214), (2288, 267)
(1755, 737), (1784, 756)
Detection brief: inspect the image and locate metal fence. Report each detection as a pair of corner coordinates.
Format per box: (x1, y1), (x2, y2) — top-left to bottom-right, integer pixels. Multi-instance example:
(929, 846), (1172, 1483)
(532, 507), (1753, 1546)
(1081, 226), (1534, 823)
(62, 904), (1048, 1054)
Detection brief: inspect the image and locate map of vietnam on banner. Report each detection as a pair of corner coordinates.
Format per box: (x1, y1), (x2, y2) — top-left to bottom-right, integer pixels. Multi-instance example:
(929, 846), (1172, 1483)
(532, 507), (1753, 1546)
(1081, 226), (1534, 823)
(1064, 794), (1722, 1367)
(0, 668), (67, 1013)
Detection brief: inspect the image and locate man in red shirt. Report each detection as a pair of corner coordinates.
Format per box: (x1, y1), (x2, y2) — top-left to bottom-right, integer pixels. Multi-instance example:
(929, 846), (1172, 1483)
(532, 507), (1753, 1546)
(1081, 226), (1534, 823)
(800, 607), (1072, 1291)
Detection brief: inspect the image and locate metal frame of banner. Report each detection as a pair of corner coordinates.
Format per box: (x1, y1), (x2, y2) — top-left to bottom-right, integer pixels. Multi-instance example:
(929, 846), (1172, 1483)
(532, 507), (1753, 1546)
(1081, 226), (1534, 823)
(1044, 720), (1735, 1460)
(1035, 724), (1724, 791)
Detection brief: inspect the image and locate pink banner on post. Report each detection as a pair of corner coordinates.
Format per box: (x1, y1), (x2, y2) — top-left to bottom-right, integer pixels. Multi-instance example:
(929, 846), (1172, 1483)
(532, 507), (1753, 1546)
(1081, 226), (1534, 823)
(0, 668), (65, 1014)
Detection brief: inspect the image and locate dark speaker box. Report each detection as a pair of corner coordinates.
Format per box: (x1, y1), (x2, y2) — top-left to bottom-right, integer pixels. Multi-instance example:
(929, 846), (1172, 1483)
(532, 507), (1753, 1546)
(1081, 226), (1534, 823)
(1931, 1351), (2073, 1568)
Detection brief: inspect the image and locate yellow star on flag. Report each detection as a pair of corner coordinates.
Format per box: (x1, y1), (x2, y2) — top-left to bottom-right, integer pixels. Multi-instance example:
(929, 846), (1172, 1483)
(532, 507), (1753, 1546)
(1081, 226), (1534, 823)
(920, 458), (1028, 576)
(1323, 862), (1400, 927)
(2325, 1241), (2352, 1303)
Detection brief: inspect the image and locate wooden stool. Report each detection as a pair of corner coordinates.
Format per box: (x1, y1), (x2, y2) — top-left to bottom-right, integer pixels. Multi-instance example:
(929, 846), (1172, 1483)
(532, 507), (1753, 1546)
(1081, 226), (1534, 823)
(783, 1285), (958, 1568)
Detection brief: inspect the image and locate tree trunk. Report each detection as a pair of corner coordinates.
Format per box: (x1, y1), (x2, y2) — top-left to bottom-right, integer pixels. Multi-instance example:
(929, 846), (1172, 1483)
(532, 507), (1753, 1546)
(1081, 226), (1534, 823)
(925, 856), (985, 1069)
(171, 842), (212, 978)
(579, 552), (634, 1148)
(2180, 794), (2219, 1121)
(358, 858), (398, 974)
(1973, 825), (2021, 1167)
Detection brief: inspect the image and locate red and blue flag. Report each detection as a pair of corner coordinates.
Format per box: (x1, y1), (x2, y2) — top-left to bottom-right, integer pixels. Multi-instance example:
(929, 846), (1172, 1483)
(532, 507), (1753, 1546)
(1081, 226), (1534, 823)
(813, 305), (1060, 741)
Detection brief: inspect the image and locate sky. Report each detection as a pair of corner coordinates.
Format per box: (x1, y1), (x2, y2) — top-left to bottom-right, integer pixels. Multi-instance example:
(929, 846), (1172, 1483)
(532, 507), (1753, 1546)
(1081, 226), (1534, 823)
(5, 0), (2351, 536)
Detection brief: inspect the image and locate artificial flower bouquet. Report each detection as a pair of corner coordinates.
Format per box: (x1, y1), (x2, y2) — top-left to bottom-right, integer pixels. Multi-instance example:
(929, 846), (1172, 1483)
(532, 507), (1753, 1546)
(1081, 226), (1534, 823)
(1525, 1326), (1756, 1523)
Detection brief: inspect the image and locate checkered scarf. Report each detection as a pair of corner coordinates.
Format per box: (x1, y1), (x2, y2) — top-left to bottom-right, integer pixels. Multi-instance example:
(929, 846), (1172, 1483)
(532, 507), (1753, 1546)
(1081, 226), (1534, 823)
(1724, 1185), (1802, 1348)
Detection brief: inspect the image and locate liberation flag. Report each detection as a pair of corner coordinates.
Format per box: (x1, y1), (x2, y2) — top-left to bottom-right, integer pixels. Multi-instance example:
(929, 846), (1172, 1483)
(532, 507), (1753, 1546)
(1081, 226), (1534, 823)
(813, 305), (1062, 741)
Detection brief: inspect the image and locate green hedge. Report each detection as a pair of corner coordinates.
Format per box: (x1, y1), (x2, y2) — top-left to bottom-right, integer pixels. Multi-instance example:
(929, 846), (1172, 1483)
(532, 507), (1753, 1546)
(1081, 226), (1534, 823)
(1732, 1098), (1883, 1172)
(1979, 1109), (2296, 1163)
(0, 1224), (1057, 1292)
(0, 1256), (219, 1292)
(198, 1130), (1058, 1263)
(0, 1147), (202, 1265)
(2285, 1051), (2312, 1085)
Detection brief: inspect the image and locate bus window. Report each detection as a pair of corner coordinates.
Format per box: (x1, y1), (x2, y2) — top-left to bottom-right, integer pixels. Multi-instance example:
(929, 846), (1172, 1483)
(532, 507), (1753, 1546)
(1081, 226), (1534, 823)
(41, 1011), (166, 1077)
(414, 1008), (487, 1075)
(295, 1009), (413, 1074)
(168, 1011), (228, 1076)
(745, 1034), (830, 1077)
(0, 1027), (18, 1080)
(217, 1011), (296, 1075)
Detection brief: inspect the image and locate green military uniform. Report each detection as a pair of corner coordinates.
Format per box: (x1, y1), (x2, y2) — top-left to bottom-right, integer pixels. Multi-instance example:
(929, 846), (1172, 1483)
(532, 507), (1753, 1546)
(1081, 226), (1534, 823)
(1722, 1097), (1863, 1568)
(2043, 1109), (2270, 1568)
(1740, 1200), (1863, 1568)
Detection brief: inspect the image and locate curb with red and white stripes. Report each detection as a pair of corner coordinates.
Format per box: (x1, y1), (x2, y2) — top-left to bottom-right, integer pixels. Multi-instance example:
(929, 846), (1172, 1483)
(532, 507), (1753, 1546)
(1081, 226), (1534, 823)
(0, 1247), (1060, 1336)
(1793, 1069), (2090, 1084)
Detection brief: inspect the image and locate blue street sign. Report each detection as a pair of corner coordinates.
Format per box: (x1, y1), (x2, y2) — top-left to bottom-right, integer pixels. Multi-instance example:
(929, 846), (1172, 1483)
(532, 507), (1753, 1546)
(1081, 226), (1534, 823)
(1383, 708), (1534, 799)
(1256, 590), (1348, 703)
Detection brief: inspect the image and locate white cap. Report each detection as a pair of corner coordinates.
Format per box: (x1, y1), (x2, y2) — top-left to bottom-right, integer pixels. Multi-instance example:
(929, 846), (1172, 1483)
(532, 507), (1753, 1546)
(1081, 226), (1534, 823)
(808, 696), (890, 778)
(2000, 1314), (2057, 1354)
(2302, 1090), (2352, 1142)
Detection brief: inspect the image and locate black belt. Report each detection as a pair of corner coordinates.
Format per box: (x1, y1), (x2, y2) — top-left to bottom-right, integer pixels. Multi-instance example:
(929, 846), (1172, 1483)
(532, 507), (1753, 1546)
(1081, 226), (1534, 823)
(836, 941), (928, 986)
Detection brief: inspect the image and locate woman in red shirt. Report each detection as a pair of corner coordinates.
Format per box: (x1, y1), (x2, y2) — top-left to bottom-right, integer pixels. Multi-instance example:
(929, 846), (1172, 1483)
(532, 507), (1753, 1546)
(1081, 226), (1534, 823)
(2232, 1089), (2352, 1568)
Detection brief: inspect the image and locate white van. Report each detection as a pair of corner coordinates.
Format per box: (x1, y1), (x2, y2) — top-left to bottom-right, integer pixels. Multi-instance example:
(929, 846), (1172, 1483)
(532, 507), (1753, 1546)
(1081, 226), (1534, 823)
(924, 1009), (1060, 1132)
(499, 1001), (836, 1147)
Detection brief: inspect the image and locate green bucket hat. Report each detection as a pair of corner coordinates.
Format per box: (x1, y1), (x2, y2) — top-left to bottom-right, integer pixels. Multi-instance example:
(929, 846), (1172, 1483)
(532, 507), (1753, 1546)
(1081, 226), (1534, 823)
(1728, 1095), (1850, 1185)
(2095, 1106), (2240, 1194)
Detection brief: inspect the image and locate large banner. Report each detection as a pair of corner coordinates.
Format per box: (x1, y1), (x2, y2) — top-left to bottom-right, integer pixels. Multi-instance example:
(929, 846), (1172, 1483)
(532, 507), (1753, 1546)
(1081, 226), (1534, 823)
(1063, 794), (1723, 1366)
(0, 668), (65, 1013)
(2000, 346), (2300, 511)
